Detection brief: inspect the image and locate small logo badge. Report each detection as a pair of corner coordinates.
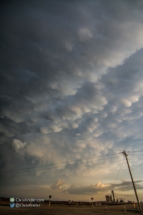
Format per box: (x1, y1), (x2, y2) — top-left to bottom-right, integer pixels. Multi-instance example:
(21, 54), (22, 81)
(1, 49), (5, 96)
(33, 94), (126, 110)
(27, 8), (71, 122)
(10, 203), (15, 208)
(10, 197), (15, 203)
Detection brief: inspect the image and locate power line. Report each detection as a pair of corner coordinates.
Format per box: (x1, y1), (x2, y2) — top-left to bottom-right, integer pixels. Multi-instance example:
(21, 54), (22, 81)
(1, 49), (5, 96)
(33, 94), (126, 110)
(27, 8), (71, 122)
(1, 151), (142, 175)
(1, 154), (122, 177)
(0, 152), (120, 174)
(128, 151), (143, 153)
(1, 151), (142, 179)
(112, 159), (124, 190)
(2, 158), (124, 179)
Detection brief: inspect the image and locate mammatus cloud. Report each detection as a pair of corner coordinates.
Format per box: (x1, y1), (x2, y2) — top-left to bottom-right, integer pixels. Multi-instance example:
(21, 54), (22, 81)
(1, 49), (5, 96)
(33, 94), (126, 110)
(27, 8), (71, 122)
(78, 28), (93, 42)
(12, 139), (26, 152)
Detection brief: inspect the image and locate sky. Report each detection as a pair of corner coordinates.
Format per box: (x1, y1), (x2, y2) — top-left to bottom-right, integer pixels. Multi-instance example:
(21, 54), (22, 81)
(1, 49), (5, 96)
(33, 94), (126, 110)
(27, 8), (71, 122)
(0, 0), (143, 202)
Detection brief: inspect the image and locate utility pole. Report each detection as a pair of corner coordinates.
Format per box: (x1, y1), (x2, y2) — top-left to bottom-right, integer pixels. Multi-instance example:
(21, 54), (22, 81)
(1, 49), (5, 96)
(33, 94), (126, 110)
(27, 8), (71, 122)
(122, 151), (142, 214)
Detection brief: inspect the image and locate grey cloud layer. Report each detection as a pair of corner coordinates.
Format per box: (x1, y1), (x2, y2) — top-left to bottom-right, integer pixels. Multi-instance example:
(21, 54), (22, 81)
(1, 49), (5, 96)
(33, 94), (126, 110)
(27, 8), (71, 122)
(0, 0), (143, 191)
(50, 179), (143, 195)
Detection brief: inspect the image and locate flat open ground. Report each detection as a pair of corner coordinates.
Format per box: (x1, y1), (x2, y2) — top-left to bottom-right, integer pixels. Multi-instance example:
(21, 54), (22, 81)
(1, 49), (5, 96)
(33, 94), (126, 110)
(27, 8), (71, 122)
(0, 203), (142, 215)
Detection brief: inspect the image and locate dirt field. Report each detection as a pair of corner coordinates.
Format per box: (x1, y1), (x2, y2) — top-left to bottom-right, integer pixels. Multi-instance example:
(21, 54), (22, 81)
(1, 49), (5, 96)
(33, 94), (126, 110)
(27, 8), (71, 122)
(0, 203), (142, 215)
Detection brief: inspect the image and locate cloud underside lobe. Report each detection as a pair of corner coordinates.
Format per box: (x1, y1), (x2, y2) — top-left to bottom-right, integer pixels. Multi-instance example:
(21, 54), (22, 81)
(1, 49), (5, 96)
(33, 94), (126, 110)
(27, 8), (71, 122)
(0, 0), (143, 197)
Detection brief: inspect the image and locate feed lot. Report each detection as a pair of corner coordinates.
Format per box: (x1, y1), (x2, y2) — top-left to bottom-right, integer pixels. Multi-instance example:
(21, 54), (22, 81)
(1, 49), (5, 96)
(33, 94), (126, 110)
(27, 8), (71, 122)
(0, 203), (142, 215)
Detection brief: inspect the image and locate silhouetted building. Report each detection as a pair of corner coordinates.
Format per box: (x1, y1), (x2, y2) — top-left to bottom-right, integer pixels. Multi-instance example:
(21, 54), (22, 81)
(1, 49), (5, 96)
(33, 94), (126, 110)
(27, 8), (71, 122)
(105, 195), (110, 202)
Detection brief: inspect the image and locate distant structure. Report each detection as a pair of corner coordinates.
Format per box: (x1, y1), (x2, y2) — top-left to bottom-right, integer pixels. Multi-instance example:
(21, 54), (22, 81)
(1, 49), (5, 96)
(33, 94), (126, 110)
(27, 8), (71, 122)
(105, 190), (125, 204)
(105, 195), (111, 203)
(105, 190), (115, 203)
(120, 199), (124, 203)
(111, 190), (115, 202)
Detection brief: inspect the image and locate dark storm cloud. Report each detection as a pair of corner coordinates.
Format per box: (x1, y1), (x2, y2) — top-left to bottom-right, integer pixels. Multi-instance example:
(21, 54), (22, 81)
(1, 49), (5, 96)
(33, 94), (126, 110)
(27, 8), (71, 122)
(0, 0), (143, 197)
(115, 180), (143, 191)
